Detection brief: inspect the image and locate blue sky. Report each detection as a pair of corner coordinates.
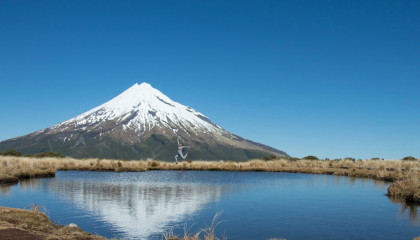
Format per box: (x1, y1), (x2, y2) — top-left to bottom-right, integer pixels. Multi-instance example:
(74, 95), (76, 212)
(1, 0), (419, 159)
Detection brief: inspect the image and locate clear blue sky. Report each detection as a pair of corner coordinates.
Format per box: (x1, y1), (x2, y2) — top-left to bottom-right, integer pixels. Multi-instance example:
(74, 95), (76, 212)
(1, 0), (419, 159)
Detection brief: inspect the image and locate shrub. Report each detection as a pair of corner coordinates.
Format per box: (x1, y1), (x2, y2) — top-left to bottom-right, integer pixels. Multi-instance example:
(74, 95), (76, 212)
(302, 155), (319, 160)
(403, 156), (417, 161)
(387, 172), (420, 203)
(285, 156), (300, 161)
(263, 155), (277, 161)
(2, 149), (22, 156)
(371, 158), (381, 161)
(34, 152), (64, 158)
(344, 157), (355, 162)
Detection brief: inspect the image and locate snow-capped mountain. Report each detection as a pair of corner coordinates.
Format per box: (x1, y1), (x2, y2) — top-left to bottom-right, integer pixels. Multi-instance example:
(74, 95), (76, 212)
(0, 83), (287, 160)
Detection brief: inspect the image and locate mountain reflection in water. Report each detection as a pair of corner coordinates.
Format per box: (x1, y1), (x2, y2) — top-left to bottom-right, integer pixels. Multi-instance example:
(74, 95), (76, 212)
(44, 171), (230, 239)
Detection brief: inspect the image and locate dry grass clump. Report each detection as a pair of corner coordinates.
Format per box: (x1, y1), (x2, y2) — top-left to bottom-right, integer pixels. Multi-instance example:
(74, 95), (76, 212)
(57, 157), (148, 172)
(0, 206), (106, 240)
(162, 211), (286, 240)
(152, 158), (409, 181)
(0, 173), (18, 184)
(387, 171), (420, 204)
(163, 211), (224, 240)
(0, 156), (55, 184)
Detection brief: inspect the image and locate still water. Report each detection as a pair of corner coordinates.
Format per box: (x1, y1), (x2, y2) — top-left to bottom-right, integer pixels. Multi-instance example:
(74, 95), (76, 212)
(0, 170), (419, 240)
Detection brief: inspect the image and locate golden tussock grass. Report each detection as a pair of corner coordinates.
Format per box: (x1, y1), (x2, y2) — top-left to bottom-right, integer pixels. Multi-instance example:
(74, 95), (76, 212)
(162, 211), (225, 240)
(0, 156), (55, 184)
(1, 156), (419, 182)
(387, 171), (420, 203)
(161, 211), (287, 240)
(0, 206), (107, 240)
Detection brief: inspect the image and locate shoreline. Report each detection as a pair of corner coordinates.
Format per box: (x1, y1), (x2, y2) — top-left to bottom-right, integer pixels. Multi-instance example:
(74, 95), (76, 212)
(1, 155), (419, 240)
(0, 206), (226, 240)
(0, 206), (106, 240)
(2, 155), (418, 204)
(1, 155), (415, 183)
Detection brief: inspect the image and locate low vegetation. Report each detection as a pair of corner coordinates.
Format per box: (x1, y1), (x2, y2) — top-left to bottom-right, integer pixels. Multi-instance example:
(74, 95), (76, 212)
(1, 149), (63, 158)
(0, 206), (106, 240)
(302, 155), (319, 160)
(403, 156), (418, 161)
(0, 149), (22, 157)
(0, 156), (55, 184)
(1, 155), (418, 181)
(387, 171), (420, 203)
(162, 211), (225, 240)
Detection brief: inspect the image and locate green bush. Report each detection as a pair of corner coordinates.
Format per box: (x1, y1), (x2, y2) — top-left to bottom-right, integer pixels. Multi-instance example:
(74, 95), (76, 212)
(34, 152), (64, 158)
(262, 155), (277, 161)
(344, 157), (356, 162)
(2, 149), (22, 156)
(302, 155), (319, 160)
(403, 156), (417, 161)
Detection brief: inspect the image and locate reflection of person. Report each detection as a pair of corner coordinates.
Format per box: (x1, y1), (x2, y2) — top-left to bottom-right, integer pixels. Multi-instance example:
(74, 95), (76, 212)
(175, 139), (189, 164)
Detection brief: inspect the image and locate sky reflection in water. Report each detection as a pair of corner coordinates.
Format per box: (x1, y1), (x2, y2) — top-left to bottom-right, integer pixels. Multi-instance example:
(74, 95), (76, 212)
(0, 171), (419, 240)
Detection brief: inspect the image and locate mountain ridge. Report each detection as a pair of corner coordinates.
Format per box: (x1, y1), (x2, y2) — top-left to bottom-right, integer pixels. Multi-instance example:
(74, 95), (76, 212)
(0, 83), (288, 160)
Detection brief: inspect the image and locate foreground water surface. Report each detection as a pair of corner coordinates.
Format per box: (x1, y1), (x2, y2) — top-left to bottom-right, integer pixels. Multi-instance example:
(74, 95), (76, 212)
(0, 170), (419, 240)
